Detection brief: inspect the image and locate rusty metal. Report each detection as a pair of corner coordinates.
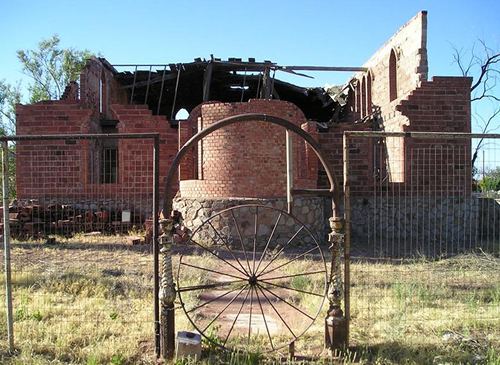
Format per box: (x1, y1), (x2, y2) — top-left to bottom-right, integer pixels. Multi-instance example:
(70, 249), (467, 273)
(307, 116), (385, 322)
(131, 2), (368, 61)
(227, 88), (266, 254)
(130, 65), (138, 103)
(2, 141), (14, 352)
(291, 188), (333, 196)
(289, 341), (295, 359)
(325, 217), (347, 351)
(240, 68), (247, 102)
(8, 132), (160, 356)
(170, 65), (181, 120)
(343, 133), (351, 343)
(144, 65), (152, 104)
(341, 130), (500, 352)
(113, 62), (368, 73)
(157, 65), (167, 115)
(162, 113), (345, 357)
(159, 218), (176, 360)
(0, 132), (159, 142)
(286, 130), (293, 214)
(152, 136), (160, 358)
(345, 131), (500, 139)
(175, 204), (328, 352)
(280, 65), (367, 72)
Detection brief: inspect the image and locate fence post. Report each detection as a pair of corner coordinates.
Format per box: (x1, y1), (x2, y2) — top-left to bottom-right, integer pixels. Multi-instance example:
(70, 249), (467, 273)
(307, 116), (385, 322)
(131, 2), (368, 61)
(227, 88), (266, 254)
(342, 133), (351, 344)
(324, 135), (349, 351)
(286, 130), (293, 214)
(153, 136), (160, 358)
(2, 141), (14, 352)
(159, 218), (176, 360)
(324, 216), (347, 351)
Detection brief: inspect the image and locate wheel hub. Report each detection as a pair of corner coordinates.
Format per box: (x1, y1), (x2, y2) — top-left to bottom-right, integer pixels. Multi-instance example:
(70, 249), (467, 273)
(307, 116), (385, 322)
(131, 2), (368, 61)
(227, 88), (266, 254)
(248, 274), (258, 286)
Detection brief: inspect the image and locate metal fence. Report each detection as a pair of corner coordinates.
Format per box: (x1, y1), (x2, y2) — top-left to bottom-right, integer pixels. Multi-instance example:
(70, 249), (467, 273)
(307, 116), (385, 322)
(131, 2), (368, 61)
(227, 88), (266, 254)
(0, 134), (160, 364)
(344, 131), (500, 356)
(2, 130), (499, 362)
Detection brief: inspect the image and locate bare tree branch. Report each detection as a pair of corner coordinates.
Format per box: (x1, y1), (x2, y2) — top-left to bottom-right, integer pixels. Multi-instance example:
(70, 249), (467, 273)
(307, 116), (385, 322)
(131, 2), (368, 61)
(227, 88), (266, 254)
(453, 39), (500, 170)
(471, 107), (500, 167)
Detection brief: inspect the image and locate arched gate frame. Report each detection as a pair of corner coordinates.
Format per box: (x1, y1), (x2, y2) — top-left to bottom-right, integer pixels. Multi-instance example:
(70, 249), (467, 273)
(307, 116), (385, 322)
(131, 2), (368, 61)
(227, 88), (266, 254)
(157, 113), (349, 359)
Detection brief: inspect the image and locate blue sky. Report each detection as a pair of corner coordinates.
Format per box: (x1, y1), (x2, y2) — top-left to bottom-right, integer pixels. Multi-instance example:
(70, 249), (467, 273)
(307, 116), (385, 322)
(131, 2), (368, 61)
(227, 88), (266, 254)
(1, 1), (498, 169)
(1, 0), (499, 93)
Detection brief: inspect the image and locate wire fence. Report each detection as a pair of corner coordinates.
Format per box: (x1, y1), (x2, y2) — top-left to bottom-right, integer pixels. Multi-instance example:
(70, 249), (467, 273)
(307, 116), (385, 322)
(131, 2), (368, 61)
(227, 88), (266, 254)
(344, 132), (500, 354)
(0, 134), (160, 364)
(1, 130), (499, 362)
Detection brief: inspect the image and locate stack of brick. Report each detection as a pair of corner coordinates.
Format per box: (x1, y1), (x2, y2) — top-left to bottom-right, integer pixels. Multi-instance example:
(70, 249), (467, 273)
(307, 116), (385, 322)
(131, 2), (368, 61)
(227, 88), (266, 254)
(0, 201), (144, 238)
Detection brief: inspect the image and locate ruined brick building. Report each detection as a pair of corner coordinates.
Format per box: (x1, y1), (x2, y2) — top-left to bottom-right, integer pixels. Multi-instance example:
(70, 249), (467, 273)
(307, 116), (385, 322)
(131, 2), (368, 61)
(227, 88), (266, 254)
(15, 11), (472, 240)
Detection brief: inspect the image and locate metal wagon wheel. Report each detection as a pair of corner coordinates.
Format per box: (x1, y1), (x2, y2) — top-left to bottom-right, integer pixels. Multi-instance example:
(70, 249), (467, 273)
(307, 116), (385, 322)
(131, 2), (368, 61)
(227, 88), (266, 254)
(176, 204), (328, 353)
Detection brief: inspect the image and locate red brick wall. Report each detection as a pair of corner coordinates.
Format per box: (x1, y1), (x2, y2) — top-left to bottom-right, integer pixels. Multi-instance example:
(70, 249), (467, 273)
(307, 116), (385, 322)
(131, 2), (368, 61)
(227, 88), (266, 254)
(16, 102), (92, 198)
(15, 102), (178, 204)
(318, 123), (372, 193)
(80, 58), (127, 120)
(398, 77), (471, 134)
(399, 76), (473, 195)
(340, 76), (473, 196)
(178, 103), (202, 181)
(111, 104), (179, 197)
(179, 99), (318, 199)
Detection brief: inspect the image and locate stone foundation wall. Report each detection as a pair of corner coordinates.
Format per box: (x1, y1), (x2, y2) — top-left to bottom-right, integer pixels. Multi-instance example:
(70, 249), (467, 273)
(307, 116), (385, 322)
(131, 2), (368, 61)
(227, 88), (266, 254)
(173, 196), (327, 247)
(174, 194), (499, 256)
(348, 194), (500, 257)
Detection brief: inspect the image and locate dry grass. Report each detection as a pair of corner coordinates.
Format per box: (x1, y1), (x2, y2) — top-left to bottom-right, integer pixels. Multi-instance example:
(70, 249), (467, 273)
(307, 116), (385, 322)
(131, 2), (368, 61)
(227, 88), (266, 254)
(0, 237), (498, 364)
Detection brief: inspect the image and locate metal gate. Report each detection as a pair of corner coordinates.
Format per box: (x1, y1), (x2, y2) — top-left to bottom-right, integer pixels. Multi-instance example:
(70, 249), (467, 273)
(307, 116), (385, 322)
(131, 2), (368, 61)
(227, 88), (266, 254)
(158, 113), (348, 359)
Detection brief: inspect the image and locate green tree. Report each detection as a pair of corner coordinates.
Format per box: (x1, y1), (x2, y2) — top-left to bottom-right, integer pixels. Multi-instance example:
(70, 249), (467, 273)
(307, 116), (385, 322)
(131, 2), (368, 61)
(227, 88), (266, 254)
(0, 80), (21, 135)
(0, 34), (92, 135)
(479, 167), (500, 193)
(17, 34), (92, 103)
(0, 35), (92, 198)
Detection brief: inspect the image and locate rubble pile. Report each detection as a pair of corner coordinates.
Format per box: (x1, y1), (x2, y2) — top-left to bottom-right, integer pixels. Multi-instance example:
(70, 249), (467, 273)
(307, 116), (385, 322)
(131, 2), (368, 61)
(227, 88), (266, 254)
(0, 200), (145, 239)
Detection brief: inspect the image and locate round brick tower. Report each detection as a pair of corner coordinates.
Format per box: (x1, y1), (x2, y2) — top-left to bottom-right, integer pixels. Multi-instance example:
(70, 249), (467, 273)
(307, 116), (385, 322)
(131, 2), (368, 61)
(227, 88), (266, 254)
(174, 99), (325, 242)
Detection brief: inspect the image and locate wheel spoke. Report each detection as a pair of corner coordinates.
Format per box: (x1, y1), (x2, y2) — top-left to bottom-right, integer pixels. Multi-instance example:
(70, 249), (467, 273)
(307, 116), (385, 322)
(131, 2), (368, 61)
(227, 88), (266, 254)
(189, 237), (248, 277)
(252, 206), (258, 274)
(254, 212), (282, 276)
(256, 225), (304, 277)
(256, 284), (296, 338)
(258, 282), (315, 321)
(186, 284), (247, 314)
(180, 261), (246, 281)
(261, 269), (326, 282)
(248, 285), (254, 344)
(178, 279), (245, 293)
(258, 246), (320, 278)
(223, 286), (251, 347)
(202, 285), (248, 333)
(230, 209), (252, 274)
(207, 220), (250, 276)
(259, 279), (324, 298)
(255, 284), (275, 350)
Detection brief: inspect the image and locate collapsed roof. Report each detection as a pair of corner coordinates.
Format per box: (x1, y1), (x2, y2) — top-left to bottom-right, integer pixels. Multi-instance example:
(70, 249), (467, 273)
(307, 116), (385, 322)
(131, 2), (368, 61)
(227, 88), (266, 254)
(109, 57), (366, 125)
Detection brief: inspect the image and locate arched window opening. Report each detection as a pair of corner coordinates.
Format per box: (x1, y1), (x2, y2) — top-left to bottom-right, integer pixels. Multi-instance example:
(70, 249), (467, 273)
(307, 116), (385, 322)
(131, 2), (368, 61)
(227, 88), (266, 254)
(175, 108), (189, 120)
(361, 76), (367, 118)
(389, 49), (397, 102)
(355, 81), (361, 117)
(347, 86), (355, 113)
(366, 71), (373, 115)
(99, 70), (107, 114)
